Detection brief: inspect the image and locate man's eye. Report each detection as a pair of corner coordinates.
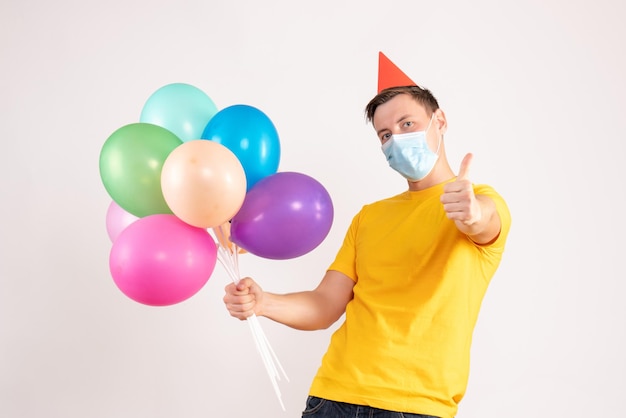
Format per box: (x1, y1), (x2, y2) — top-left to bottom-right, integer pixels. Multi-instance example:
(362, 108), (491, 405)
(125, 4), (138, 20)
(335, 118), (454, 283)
(381, 133), (391, 141)
(403, 121), (414, 127)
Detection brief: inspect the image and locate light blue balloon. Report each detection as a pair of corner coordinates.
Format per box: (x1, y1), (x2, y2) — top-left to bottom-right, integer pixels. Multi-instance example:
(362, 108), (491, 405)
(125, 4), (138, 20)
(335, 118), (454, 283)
(140, 83), (218, 142)
(201, 105), (281, 191)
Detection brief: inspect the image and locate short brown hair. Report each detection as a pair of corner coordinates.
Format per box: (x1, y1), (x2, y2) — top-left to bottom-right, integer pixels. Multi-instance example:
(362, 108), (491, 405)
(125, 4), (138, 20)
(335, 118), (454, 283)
(364, 85), (440, 123)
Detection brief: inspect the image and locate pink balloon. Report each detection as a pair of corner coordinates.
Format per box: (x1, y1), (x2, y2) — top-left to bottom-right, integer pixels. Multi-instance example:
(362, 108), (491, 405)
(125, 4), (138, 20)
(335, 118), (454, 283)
(109, 214), (217, 306)
(106, 200), (139, 242)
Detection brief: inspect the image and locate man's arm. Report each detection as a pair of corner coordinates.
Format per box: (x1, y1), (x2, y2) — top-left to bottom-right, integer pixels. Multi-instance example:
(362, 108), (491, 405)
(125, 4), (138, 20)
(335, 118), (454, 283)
(224, 270), (355, 331)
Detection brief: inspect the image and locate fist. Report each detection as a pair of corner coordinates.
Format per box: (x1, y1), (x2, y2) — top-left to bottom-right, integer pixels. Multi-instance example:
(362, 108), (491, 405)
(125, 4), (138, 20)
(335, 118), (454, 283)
(441, 153), (482, 226)
(223, 277), (263, 320)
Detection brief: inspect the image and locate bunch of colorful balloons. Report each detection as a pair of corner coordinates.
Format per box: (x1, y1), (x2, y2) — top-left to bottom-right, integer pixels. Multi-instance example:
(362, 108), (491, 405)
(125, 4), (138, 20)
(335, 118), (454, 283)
(99, 83), (334, 307)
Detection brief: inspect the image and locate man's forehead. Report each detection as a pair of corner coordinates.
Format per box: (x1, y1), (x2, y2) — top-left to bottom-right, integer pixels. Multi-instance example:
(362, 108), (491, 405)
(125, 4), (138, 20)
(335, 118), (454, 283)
(373, 98), (428, 125)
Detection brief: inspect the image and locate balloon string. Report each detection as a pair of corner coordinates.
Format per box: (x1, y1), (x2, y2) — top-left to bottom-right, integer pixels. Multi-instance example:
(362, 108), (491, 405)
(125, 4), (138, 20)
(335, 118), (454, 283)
(214, 225), (288, 411)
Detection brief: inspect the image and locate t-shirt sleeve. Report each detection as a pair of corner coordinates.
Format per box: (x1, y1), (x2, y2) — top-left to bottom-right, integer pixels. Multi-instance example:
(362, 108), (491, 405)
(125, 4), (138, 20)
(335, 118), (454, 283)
(327, 209), (364, 283)
(474, 184), (512, 251)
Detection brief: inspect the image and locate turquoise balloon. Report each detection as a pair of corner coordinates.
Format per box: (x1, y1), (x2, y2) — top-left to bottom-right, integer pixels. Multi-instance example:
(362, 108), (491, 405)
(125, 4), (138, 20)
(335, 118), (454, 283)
(99, 123), (182, 217)
(201, 105), (281, 191)
(140, 83), (218, 142)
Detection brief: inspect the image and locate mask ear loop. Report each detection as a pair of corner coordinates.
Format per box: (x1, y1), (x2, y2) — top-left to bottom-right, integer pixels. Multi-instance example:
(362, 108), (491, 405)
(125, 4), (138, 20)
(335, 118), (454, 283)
(427, 113), (442, 156)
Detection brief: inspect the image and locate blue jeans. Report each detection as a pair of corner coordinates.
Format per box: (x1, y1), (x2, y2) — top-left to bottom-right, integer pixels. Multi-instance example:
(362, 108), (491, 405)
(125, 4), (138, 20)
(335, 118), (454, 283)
(301, 396), (440, 418)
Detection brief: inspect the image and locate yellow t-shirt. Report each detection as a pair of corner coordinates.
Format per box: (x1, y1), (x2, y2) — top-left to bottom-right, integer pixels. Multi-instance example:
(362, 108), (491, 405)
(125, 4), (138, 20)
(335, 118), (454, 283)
(309, 181), (511, 418)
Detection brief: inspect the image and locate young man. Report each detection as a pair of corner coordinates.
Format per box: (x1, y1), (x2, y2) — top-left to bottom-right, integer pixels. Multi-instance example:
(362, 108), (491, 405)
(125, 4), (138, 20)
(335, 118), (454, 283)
(223, 52), (511, 418)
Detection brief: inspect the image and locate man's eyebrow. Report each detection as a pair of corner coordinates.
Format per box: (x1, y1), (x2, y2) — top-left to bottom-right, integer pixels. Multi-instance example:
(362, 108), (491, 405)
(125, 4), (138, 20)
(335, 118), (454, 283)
(376, 114), (411, 136)
(376, 127), (388, 136)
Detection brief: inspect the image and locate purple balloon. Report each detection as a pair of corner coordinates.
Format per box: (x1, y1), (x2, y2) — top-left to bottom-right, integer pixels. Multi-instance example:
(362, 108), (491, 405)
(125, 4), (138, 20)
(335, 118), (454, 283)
(230, 172), (333, 260)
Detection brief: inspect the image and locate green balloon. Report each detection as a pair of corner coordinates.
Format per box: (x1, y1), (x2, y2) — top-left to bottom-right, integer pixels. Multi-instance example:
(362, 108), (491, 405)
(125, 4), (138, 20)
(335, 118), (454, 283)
(99, 123), (182, 217)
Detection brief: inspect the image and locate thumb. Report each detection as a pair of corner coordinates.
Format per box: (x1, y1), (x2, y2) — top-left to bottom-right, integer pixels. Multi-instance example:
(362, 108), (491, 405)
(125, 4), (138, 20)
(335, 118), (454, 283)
(457, 153), (473, 181)
(236, 277), (254, 292)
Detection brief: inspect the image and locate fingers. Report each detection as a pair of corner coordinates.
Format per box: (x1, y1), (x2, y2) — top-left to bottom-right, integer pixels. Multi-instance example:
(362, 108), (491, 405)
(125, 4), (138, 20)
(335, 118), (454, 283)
(457, 152), (473, 181)
(440, 190), (473, 217)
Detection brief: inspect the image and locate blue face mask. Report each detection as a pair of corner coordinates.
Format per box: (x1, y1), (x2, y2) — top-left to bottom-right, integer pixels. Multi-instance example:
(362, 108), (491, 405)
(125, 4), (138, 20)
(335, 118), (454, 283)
(381, 114), (440, 182)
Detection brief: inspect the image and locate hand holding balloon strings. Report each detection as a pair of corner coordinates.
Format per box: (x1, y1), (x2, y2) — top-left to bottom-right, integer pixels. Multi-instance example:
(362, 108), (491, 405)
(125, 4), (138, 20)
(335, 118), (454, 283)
(213, 223), (289, 411)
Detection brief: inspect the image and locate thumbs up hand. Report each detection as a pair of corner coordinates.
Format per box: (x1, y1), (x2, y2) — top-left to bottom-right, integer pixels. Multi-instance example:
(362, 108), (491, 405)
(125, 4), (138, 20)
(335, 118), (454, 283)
(441, 153), (482, 227)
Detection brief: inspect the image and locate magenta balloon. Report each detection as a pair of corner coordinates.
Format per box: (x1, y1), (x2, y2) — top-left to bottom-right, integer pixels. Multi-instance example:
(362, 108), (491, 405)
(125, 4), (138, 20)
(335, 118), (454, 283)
(106, 200), (139, 242)
(109, 214), (217, 306)
(230, 172), (333, 260)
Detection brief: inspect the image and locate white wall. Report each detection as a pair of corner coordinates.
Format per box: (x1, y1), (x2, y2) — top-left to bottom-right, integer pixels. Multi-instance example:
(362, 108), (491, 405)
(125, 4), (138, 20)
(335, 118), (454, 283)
(1, 0), (624, 417)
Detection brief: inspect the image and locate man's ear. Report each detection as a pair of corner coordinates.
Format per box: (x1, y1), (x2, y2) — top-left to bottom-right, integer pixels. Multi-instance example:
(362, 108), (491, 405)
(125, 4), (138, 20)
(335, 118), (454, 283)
(434, 108), (448, 135)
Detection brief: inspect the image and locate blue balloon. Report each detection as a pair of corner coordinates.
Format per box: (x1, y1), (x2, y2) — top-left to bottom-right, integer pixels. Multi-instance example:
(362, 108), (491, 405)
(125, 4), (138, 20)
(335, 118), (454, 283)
(201, 104), (280, 191)
(140, 83), (218, 142)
